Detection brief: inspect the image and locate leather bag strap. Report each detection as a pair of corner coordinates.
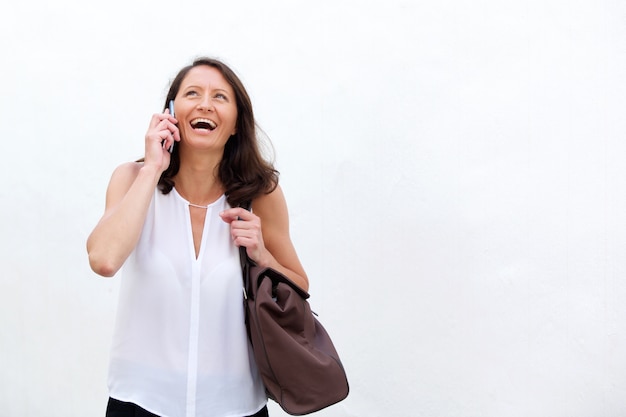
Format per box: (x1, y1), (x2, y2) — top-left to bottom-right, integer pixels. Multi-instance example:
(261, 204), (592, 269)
(238, 201), (253, 299)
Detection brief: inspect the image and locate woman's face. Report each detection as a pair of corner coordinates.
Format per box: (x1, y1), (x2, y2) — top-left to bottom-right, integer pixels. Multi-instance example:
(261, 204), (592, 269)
(173, 65), (238, 152)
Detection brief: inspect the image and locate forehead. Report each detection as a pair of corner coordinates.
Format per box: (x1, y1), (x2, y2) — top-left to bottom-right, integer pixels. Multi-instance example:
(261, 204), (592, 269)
(181, 65), (234, 93)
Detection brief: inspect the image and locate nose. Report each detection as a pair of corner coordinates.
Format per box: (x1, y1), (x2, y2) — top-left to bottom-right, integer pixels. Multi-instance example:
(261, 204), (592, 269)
(197, 96), (214, 112)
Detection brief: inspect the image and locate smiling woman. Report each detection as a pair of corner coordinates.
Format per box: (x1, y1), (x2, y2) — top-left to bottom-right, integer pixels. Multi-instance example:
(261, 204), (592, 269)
(86, 57), (308, 417)
(174, 66), (238, 153)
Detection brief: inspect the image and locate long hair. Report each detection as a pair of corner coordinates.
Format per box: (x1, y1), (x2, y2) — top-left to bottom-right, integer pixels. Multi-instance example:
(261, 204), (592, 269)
(158, 57), (278, 207)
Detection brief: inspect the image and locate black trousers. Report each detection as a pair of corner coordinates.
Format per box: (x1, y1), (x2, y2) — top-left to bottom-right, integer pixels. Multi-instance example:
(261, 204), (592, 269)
(106, 397), (269, 417)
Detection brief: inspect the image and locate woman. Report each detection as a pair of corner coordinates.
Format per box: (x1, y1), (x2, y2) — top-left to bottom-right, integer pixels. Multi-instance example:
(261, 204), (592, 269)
(87, 57), (308, 417)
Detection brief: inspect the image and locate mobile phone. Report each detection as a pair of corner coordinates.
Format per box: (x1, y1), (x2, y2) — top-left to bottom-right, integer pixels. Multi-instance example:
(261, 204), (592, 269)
(167, 100), (175, 153)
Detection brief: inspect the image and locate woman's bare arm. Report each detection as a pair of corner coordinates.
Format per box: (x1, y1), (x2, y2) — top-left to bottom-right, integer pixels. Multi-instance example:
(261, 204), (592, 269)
(86, 162), (160, 277)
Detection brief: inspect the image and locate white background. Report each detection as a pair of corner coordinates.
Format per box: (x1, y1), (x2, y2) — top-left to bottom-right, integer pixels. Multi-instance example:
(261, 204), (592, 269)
(1, 0), (625, 416)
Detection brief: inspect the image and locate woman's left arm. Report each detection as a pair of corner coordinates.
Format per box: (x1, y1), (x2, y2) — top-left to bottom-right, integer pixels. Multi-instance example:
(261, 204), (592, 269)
(220, 185), (309, 292)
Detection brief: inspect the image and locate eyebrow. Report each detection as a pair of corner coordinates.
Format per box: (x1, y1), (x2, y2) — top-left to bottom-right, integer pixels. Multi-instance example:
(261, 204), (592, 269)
(183, 84), (232, 94)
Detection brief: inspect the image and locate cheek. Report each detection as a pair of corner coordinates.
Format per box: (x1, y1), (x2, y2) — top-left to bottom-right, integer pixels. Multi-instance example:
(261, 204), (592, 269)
(178, 124), (193, 142)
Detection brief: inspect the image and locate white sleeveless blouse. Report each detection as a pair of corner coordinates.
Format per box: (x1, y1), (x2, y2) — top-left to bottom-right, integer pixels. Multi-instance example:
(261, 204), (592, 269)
(108, 188), (266, 417)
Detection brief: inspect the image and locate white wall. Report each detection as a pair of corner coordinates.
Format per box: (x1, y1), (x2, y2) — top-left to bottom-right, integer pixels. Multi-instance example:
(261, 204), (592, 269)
(1, 0), (625, 416)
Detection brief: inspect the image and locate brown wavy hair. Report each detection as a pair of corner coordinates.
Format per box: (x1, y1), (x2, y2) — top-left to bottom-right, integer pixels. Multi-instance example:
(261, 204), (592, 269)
(158, 57), (278, 207)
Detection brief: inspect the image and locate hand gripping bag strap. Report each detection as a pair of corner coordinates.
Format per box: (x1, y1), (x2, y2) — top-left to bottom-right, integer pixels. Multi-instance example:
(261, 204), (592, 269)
(238, 202), (349, 415)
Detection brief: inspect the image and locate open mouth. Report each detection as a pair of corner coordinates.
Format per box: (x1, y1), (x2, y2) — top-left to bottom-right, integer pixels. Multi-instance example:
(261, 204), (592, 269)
(190, 118), (217, 131)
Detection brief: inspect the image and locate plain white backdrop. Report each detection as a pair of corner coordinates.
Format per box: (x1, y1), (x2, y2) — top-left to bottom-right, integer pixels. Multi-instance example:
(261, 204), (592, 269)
(1, 0), (625, 416)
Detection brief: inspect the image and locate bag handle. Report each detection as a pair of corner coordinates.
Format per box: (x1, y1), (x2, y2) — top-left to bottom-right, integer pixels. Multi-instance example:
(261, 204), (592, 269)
(238, 201), (254, 299)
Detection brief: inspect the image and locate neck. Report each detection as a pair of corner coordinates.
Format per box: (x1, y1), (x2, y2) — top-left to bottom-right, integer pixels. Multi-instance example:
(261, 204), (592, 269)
(173, 153), (224, 207)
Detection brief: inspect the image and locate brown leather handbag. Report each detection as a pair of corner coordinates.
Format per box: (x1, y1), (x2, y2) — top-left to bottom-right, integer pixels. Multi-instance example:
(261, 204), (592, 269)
(238, 208), (349, 415)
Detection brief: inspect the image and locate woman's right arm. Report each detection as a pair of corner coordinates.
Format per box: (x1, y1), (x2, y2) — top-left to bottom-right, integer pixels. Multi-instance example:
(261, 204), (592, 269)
(86, 162), (161, 277)
(87, 111), (179, 277)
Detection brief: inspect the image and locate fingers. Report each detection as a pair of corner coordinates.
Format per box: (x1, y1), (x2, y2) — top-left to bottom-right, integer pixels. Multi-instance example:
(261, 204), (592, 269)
(163, 109), (181, 142)
(232, 229), (256, 248)
(219, 207), (253, 223)
(156, 121), (176, 151)
(146, 112), (180, 152)
(155, 116), (180, 141)
(231, 223), (258, 248)
(149, 109), (177, 128)
(227, 216), (261, 239)
(220, 208), (263, 250)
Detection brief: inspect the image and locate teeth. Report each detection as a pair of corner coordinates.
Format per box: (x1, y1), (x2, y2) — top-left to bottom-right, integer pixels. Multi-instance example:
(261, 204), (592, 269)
(191, 118), (217, 130)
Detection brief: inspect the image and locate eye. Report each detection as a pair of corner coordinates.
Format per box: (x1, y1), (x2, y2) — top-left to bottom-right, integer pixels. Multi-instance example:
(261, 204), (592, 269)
(215, 93), (229, 101)
(184, 90), (199, 97)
